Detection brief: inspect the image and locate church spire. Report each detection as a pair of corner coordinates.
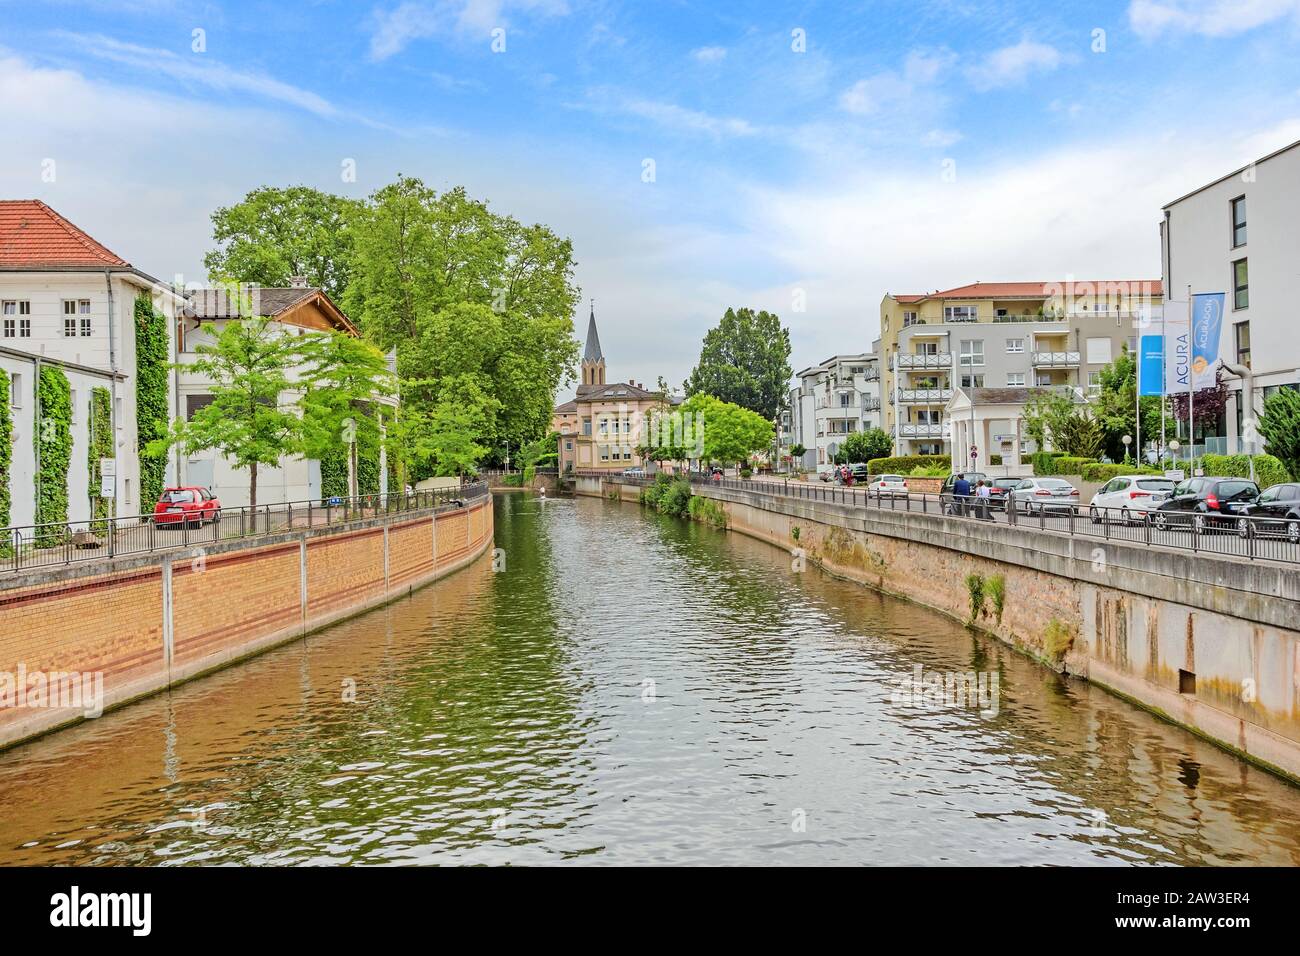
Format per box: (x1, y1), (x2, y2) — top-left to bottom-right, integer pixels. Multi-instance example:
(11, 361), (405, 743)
(580, 299), (606, 388)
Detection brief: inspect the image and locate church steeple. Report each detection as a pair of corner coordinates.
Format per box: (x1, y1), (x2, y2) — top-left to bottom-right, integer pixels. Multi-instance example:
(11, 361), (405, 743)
(580, 300), (606, 388)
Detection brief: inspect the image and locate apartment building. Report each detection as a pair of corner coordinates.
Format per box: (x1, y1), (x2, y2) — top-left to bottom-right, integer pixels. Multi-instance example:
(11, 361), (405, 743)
(0, 200), (186, 527)
(879, 280), (1162, 458)
(788, 352), (883, 471)
(1162, 138), (1300, 455)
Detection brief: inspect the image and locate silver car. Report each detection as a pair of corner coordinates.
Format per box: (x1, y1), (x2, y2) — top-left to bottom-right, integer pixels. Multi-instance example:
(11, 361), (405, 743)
(1008, 477), (1081, 514)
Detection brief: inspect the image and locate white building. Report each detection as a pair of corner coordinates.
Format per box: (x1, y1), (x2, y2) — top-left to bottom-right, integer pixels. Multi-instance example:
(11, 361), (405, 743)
(0, 200), (185, 527)
(789, 352), (883, 472)
(1162, 138), (1300, 455)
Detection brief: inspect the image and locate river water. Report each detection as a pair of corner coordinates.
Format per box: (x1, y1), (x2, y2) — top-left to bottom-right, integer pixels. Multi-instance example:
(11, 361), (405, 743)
(1, 493), (1298, 866)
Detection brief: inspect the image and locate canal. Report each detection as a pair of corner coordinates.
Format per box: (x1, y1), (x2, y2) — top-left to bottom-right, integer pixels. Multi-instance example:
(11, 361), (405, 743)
(2, 492), (1299, 865)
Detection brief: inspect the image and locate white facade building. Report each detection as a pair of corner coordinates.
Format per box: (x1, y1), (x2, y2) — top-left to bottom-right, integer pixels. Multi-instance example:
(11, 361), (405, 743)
(790, 352), (883, 472)
(1162, 138), (1300, 455)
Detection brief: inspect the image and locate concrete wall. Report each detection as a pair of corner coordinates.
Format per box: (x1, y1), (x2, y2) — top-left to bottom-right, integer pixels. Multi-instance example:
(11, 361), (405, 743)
(583, 475), (1300, 781)
(0, 494), (494, 750)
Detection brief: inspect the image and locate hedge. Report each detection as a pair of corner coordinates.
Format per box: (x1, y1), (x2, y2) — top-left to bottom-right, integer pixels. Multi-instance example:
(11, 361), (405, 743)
(867, 454), (949, 475)
(134, 296), (170, 509)
(1030, 450), (1067, 476)
(88, 387), (113, 528)
(1201, 453), (1291, 488)
(1080, 462), (1163, 483)
(1052, 456), (1099, 476)
(35, 366), (72, 541)
(0, 367), (10, 529)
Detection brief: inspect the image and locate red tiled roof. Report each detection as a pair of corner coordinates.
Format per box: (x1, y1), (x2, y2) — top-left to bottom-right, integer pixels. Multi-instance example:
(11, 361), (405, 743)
(904, 280), (1163, 301)
(0, 200), (130, 268)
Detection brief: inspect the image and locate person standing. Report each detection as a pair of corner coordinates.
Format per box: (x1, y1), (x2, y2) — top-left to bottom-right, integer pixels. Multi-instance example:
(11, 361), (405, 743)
(976, 479), (992, 520)
(952, 473), (971, 516)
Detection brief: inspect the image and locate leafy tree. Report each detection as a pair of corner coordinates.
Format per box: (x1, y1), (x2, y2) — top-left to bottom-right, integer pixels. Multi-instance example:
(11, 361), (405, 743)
(204, 186), (363, 300)
(1023, 389), (1077, 451)
(1168, 371), (1229, 435)
(789, 442), (806, 459)
(392, 399), (489, 478)
(684, 307), (792, 420)
(838, 427), (892, 464)
(298, 332), (395, 499)
(1090, 346), (1163, 462)
(148, 318), (303, 509)
(1257, 387), (1300, 482)
(1056, 410), (1104, 459)
(682, 393), (774, 468)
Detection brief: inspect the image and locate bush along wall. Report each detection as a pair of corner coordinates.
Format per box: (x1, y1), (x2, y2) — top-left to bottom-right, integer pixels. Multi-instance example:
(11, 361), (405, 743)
(134, 295), (169, 510)
(0, 367), (11, 530)
(35, 366), (72, 544)
(1200, 453), (1291, 488)
(867, 454), (950, 475)
(87, 387), (113, 529)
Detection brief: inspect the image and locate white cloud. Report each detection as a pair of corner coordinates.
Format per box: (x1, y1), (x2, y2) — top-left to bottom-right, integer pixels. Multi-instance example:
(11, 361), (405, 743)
(368, 0), (570, 60)
(691, 46), (728, 63)
(839, 49), (954, 116)
(578, 89), (760, 138)
(965, 39), (1063, 91)
(1129, 0), (1300, 38)
(923, 128), (963, 147)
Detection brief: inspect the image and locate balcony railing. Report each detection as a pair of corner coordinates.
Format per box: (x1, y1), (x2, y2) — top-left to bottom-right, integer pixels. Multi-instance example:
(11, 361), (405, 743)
(894, 388), (952, 405)
(895, 353), (952, 370)
(862, 398), (881, 412)
(891, 423), (947, 439)
(1031, 350), (1081, 367)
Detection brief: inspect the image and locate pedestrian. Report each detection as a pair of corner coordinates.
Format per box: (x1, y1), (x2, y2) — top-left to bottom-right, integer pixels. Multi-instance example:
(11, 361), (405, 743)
(951, 473), (971, 516)
(976, 479), (992, 520)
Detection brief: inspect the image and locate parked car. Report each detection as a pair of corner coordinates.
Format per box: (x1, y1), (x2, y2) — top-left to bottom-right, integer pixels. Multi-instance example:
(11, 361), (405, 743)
(1007, 477), (1080, 514)
(153, 487), (221, 527)
(938, 472), (987, 511)
(869, 474), (909, 498)
(1151, 477), (1259, 534)
(1238, 482), (1300, 541)
(988, 477), (1022, 511)
(818, 468), (836, 482)
(849, 463), (870, 482)
(622, 467), (646, 477)
(1088, 475), (1176, 524)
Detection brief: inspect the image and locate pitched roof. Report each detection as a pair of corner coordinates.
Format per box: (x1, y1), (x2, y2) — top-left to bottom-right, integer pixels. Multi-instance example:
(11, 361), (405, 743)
(899, 280), (1163, 302)
(0, 200), (130, 268)
(185, 286), (358, 335)
(582, 305), (604, 363)
(580, 381), (658, 401)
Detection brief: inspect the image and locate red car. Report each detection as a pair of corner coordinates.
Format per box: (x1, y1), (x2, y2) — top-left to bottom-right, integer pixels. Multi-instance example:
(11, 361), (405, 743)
(153, 487), (221, 527)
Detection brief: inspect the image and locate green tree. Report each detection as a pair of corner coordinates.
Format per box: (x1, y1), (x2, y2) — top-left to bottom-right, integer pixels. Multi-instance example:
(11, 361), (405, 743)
(1056, 410), (1104, 459)
(148, 318), (303, 509)
(1257, 387), (1300, 482)
(204, 186), (363, 300)
(684, 307), (792, 420)
(1091, 346), (1163, 462)
(1023, 389), (1077, 451)
(682, 393), (774, 468)
(392, 399), (489, 478)
(839, 427), (892, 464)
(298, 331), (395, 499)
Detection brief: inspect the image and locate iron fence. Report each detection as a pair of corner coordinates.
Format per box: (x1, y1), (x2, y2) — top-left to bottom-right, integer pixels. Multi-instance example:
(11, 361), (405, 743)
(1, 481), (489, 576)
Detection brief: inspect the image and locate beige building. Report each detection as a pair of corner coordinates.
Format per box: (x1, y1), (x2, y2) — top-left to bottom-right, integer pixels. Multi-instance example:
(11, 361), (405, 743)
(552, 307), (674, 473)
(879, 280), (1162, 458)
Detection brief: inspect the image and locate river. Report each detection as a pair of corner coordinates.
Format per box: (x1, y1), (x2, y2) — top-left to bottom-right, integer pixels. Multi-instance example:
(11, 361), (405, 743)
(1, 492), (1298, 865)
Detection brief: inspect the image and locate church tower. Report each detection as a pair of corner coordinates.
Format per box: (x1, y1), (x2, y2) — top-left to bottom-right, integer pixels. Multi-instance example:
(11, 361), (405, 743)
(579, 301), (606, 394)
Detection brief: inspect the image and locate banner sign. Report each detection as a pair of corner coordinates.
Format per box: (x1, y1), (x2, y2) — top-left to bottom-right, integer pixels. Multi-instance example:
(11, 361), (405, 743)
(1190, 292), (1225, 389)
(1162, 302), (1190, 395)
(1138, 335), (1164, 396)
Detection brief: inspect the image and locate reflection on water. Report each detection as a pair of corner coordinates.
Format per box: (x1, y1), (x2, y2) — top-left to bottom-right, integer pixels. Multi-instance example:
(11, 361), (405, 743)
(1, 493), (1298, 865)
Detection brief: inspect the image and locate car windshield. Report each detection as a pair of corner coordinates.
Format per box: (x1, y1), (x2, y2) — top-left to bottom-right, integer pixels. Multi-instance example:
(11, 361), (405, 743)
(1038, 479), (1071, 489)
(160, 490), (195, 503)
(1136, 479), (1175, 493)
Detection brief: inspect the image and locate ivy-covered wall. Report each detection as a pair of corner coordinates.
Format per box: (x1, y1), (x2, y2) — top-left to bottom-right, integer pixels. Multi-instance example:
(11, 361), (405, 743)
(319, 414), (384, 500)
(88, 387), (113, 525)
(134, 295), (169, 509)
(36, 365), (72, 536)
(0, 367), (11, 529)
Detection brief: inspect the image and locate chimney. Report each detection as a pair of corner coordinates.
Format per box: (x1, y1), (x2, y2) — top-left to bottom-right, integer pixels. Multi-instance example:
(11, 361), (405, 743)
(288, 275), (309, 289)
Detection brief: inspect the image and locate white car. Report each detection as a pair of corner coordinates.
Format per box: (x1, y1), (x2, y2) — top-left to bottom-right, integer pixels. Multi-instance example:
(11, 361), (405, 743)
(1008, 477), (1080, 514)
(1088, 475), (1176, 524)
(869, 474), (909, 498)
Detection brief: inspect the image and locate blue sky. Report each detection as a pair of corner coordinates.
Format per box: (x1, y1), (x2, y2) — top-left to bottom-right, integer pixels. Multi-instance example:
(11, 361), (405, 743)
(2, 0), (1300, 387)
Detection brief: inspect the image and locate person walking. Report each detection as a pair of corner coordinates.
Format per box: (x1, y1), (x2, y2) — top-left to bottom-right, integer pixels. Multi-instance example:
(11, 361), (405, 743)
(952, 473), (971, 516)
(975, 479), (992, 520)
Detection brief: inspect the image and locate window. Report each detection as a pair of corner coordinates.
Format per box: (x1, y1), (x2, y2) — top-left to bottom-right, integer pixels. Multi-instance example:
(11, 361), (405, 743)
(1232, 258), (1248, 310)
(1005, 338), (1024, 353)
(958, 340), (984, 365)
(1235, 321), (1251, 369)
(565, 440), (573, 450)
(1088, 371), (1102, 397)
(960, 373), (984, 388)
(1006, 372), (1025, 387)
(1085, 337), (1112, 365)
(2, 300), (30, 338)
(78, 299), (91, 336)
(1230, 196), (1247, 248)
(839, 392), (852, 407)
(945, 305), (977, 322)
(186, 393), (216, 420)
(8, 373), (20, 409)
(63, 300), (78, 336)
(599, 445), (610, 462)
(582, 418), (591, 436)
(903, 311), (919, 326)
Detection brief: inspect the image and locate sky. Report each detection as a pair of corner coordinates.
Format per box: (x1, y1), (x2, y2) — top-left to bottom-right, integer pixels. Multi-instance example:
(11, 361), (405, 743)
(2, 0), (1300, 391)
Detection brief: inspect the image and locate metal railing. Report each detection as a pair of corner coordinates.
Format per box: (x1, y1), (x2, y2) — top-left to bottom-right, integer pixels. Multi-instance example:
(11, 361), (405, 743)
(1031, 350), (1081, 366)
(649, 473), (1299, 566)
(1, 481), (489, 576)
(895, 353), (952, 370)
(896, 388), (953, 404)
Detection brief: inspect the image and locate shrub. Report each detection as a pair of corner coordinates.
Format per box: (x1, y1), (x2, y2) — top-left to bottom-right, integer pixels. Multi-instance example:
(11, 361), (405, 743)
(1052, 456), (1098, 476)
(868, 454), (949, 475)
(907, 463), (949, 477)
(1043, 619), (1076, 662)
(657, 478), (692, 517)
(1200, 453), (1290, 489)
(1080, 462), (1163, 482)
(986, 574), (1006, 624)
(687, 494), (727, 528)
(1030, 451), (1066, 476)
(965, 573), (986, 624)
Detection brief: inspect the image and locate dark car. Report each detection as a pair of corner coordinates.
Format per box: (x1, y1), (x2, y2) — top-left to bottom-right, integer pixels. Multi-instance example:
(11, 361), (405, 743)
(1240, 483), (1300, 542)
(988, 477), (1022, 511)
(848, 463), (870, 482)
(939, 472), (987, 512)
(153, 486), (221, 527)
(1151, 477), (1259, 534)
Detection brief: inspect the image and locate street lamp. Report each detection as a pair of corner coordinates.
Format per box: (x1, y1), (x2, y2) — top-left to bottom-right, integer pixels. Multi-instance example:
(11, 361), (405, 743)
(1121, 433), (1131, 464)
(1169, 440), (1180, 466)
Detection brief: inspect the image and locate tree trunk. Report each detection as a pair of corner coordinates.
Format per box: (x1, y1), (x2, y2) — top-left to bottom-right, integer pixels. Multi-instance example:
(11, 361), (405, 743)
(249, 461), (258, 517)
(349, 439), (359, 500)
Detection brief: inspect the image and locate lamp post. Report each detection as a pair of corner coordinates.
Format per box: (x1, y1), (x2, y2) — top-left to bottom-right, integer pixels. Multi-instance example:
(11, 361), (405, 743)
(1121, 433), (1132, 465)
(1169, 439), (1180, 470)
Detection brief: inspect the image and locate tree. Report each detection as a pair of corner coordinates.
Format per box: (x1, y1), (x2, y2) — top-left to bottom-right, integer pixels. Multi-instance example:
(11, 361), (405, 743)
(838, 427), (892, 464)
(148, 318), (303, 509)
(204, 186), (364, 300)
(684, 307), (792, 420)
(391, 399), (489, 478)
(1056, 410), (1104, 459)
(298, 332), (396, 499)
(1168, 371), (1229, 436)
(1090, 346), (1163, 462)
(1257, 387), (1300, 482)
(1023, 389), (1077, 451)
(789, 443), (806, 460)
(681, 393), (774, 468)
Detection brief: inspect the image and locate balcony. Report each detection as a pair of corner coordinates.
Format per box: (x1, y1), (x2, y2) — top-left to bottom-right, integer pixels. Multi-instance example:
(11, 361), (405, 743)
(1031, 350), (1081, 367)
(892, 423), (947, 439)
(895, 352), (952, 370)
(861, 397), (881, 412)
(895, 388), (952, 405)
